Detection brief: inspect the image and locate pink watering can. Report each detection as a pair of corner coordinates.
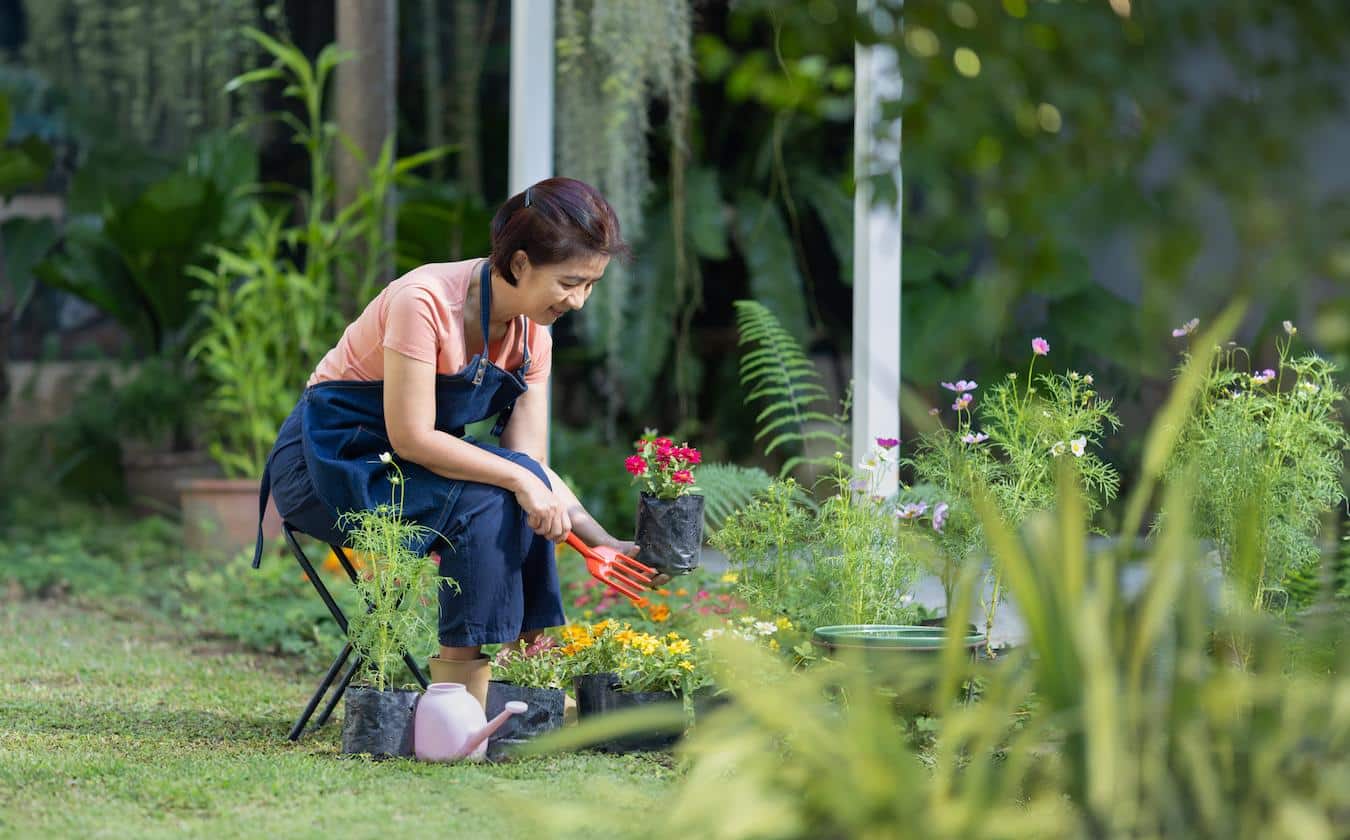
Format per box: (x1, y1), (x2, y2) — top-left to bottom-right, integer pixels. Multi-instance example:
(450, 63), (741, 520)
(413, 682), (527, 762)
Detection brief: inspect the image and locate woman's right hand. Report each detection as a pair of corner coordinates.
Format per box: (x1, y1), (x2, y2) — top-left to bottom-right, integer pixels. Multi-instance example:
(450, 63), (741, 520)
(513, 471), (572, 543)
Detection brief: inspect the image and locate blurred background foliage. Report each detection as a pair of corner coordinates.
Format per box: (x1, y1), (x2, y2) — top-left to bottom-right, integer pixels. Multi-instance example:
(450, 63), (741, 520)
(0, 0), (1346, 531)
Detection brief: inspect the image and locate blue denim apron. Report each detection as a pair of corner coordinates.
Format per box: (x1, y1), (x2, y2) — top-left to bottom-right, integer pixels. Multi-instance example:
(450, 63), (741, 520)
(254, 260), (565, 645)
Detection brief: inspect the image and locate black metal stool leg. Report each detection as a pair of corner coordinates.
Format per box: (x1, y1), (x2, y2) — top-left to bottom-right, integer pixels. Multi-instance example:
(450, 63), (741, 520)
(314, 656), (362, 730)
(289, 642), (353, 741)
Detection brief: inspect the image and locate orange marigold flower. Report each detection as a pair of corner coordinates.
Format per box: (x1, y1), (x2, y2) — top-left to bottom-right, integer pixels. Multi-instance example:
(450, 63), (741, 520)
(675, 588), (688, 597)
(657, 588), (671, 596)
(649, 604), (671, 623)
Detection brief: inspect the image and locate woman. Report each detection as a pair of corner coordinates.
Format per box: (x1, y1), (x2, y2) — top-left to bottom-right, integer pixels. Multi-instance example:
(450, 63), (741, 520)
(255, 177), (642, 710)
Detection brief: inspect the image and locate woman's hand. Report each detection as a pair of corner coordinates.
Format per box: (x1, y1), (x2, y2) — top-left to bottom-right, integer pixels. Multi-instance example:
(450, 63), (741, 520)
(512, 471), (572, 542)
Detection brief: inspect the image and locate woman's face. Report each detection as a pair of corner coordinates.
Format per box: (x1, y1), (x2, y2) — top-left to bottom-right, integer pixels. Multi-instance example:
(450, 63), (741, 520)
(511, 250), (609, 325)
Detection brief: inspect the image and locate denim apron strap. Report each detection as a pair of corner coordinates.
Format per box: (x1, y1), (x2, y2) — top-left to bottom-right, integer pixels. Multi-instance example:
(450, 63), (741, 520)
(252, 459), (272, 568)
(471, 259), (493, 387)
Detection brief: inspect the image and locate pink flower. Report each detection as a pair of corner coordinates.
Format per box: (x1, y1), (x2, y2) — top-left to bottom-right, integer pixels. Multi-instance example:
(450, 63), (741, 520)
(1171, 318), (1199, 338)
(932, 502), (949, 533)
(875, 436), (900, 449)
(681, 447), (703, 464)
(940, 380), (977, 393)
(952, 393), (973, 411)
(1032, 337), (1050, 356)
(655, 437), (672, 449)
(624, 455), (647, 476)
(672, 470), (695, 484)
(895, 502), (929, 521)
(961, 432), (989, 444)
(573, 594), (591, 607)
(1251, 368), (1276, 385)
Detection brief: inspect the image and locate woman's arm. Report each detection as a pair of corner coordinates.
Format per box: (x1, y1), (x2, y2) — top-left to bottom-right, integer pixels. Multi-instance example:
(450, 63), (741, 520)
(383, 347), (571, 541)
(501, 380), (636, 553)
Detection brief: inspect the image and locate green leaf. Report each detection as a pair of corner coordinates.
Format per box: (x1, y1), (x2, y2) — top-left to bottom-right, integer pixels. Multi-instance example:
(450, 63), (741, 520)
(797, 170), (853, 285)
(732, 192), (810, 344)
(685, 167), (728, 259)
(0, 217), (58, 316)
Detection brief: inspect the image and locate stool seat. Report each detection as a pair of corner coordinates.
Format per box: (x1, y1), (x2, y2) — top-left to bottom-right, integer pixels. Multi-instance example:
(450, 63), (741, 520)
(275, 521), (429, 740)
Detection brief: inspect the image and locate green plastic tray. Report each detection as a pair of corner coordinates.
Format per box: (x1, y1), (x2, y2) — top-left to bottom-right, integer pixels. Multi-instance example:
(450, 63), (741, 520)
(811, 624), (986, 652)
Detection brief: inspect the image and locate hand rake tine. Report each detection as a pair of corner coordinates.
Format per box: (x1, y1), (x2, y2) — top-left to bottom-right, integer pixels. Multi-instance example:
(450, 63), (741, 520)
(605, 565), (655, 592)
(613, 552), (656, 577)
(600, 573), (648, 602)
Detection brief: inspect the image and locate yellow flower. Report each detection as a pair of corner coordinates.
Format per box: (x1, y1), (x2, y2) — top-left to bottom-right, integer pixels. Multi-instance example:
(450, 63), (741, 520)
(667, 639), (692, 656)
(561, 625), (593, 645)
(582, 609), (593, 619)
(768, 639), (780, 651)
(665, 631), (681, 640)
(614, 629), (638, 647)
(678, 660), (695, 672)
(720, 571), (739, 583)
(675, 588), (689, 597)
(634, 634), (661, 656)
(775, 616), (793, 631)
(591, 619), (613, 635)
(649, 603), (671, 623)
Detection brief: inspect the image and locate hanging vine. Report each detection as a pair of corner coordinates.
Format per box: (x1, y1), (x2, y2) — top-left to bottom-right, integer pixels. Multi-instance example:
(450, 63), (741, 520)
(21, 0), (263, 153)
(556, 0), (695, 434)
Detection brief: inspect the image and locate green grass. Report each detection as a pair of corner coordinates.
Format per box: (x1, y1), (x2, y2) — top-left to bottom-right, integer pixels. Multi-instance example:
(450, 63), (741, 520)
(0, 600), (676, 839)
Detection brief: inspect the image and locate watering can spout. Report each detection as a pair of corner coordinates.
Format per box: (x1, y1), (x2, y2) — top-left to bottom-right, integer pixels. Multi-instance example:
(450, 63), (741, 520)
(461, 700), (527, 758)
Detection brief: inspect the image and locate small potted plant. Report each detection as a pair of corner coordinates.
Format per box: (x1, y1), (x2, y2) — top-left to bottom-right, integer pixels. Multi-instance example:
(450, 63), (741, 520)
(626, 430), (704, 576)
(563, 620), (699, 753)
(338, 453), (445, 758)
(485, 636), (568, 760)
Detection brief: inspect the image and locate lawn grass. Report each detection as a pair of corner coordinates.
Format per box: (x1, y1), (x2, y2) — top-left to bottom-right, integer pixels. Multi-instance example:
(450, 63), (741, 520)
(0, 600), (676, 839)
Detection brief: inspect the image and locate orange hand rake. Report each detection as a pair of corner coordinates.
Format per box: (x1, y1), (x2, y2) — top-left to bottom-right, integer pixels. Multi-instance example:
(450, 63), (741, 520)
(564, 532), (656, 607)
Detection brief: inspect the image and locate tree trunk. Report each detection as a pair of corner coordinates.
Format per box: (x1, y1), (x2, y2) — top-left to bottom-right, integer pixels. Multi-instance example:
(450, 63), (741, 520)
(336, 0), (397, 310)
(452, 0), (495, 202)
(420, 0), (445, 180)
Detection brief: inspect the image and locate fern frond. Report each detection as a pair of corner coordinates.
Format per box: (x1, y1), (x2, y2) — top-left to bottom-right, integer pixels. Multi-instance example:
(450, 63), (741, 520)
(734, 300), (847, 477)
(696, 463), (774, 533)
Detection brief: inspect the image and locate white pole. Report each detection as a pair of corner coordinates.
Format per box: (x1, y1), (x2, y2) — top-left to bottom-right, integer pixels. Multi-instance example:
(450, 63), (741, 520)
(509, 0), (556, 459)
(509, 0), (554, 194)
(852, 1), (902, 492)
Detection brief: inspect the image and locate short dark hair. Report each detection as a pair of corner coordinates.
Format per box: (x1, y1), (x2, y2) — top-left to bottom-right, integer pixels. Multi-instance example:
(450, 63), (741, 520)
(489, 177), (630, 285)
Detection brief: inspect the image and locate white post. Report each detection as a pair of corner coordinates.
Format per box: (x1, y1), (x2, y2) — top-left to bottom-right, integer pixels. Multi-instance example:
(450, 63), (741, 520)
(509, 0), (554, 194)
(509, 0), (555, 458)
(852, 2), (902, 492)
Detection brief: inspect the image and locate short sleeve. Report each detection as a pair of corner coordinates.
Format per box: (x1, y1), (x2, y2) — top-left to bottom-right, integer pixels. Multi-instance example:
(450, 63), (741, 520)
(525, 323), (553, 385)
(382, 284), (441, 365)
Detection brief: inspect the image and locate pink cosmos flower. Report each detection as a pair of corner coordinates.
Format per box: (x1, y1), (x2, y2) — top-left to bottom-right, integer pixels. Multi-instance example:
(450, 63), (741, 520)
(952, 393), (973, 411)
(1032, 337), (1050, 356)
(875, 436), (900, 449)
(1251, 368), (1276, 385)
(624, 455), (647, 476)
(961, 432), (989, 444)
(941, 379), (978, 393)
(932, 502), (949, 533)
(1171, 318), (1200, 338)
(895, 502), (929, 520)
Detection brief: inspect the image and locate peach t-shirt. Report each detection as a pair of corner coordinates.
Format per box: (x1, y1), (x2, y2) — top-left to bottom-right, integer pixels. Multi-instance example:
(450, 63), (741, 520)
(307, 259), (552, 387)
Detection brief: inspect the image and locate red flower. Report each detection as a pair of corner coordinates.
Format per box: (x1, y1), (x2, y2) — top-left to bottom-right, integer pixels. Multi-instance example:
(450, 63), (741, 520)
(672, 470), (694, 484)
(655, 437), (672, 449)
(683, 448), (702, 465)
(624, 455), (647, 476)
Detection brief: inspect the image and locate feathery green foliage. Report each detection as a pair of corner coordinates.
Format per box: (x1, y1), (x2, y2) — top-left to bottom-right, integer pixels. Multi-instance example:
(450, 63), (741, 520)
(733, 299), (847, 478)
(1163, 328), (1349, 607)
(337, 458), (448, 692)
(694, 462), (774, 534)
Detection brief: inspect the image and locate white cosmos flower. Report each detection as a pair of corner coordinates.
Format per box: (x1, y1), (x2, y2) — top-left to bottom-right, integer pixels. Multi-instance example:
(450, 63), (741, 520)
(1070, 436), (1087, 457)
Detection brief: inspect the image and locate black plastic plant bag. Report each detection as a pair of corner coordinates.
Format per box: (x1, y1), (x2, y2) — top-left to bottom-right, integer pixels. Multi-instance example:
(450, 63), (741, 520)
(340, 687), (418, 757)
(634, 493), (704, 576)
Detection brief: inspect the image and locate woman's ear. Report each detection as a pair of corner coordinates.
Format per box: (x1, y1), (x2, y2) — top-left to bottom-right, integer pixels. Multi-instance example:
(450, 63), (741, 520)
(510, 250), (532, 281)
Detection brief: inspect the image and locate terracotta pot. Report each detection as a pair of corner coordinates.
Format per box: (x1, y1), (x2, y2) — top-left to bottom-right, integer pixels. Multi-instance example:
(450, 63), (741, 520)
(121, 449), (220, 516)
(179, 477), (281, 556)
